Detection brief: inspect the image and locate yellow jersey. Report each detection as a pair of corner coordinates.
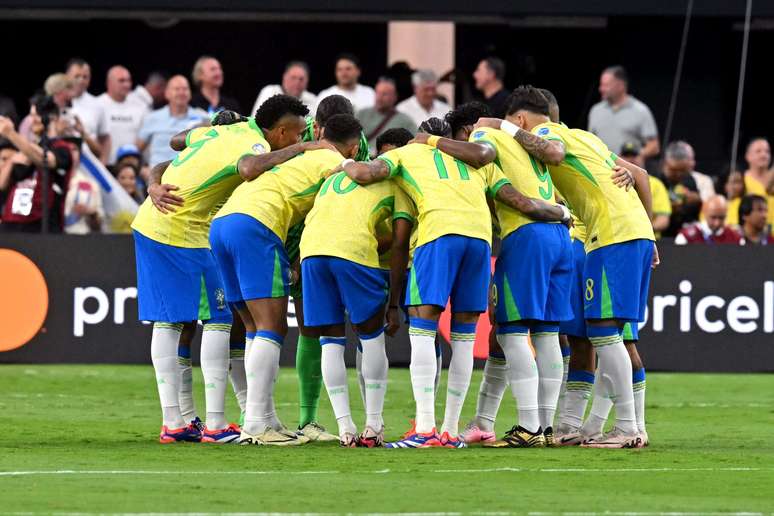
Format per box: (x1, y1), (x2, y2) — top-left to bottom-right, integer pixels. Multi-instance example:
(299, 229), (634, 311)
(744, 173), (774, 232)
(469, 126), (557, 240)
(301, 172), (411, 269)
(570, 215), (587, 244)
(649, 175), (672, 239)
(378, 143), (509, 247)
(214, 148), (342, 243)
(533, 122), (654, 252)
(131, 119), (270, 248)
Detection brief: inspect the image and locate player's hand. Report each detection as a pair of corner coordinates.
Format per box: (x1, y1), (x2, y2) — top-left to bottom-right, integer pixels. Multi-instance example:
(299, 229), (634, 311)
(148, 183), (184, 214)
(611, 166), (634, 191)
(0, 116), (14, 137)
(652, 242), (661, 269)
(211, 110), (246, 126)
(385, 306), (401, 337)
(409, 133), (430, 145)
(324, 164), (344, 178)
(303, 140), (338, 153)
(474, 117), (504, 130)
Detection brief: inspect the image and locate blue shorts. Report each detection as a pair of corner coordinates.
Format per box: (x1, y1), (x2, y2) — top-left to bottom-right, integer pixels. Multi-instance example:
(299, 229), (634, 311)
(622, 322), (639, 341)
(560, 238), (587, 338)
(583, 239), (653, 323)
(133, 230), (231, 323)
(209, 213), (290, 303)
(407, 235), (491, 313)
(493, 223), (573, 324)
(301, 256), (389, 326)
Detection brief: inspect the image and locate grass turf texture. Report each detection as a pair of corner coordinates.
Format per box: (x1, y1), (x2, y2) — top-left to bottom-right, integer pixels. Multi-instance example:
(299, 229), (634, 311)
(1, 365), (773, 514)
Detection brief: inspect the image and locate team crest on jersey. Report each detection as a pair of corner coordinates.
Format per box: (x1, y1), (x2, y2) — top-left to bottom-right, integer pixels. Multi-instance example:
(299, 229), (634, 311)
(215, 288), (226, 310)
(537, 127), (550, 136)
(252, 143), (266, 154)
(473, 130), (486, 139)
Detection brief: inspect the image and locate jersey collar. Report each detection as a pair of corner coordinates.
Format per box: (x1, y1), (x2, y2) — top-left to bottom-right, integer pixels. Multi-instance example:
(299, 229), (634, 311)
(247, 117), (265, 138)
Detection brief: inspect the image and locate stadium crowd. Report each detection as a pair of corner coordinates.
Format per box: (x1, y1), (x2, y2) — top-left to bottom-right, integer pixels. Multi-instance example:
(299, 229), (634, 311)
(0, 55), (772, 243)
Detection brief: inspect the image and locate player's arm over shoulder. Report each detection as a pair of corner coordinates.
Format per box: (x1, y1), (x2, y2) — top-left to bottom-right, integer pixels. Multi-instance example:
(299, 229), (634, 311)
(521, 124), (565, 165)
(488, 164), (568, 223)
(341, 152), (394, 185)
(425, 132), (495, 169)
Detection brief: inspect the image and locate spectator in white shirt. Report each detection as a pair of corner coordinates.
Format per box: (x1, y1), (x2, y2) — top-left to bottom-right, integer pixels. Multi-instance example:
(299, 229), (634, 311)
(396, 69), (451, 128)
(252, 61), (317, 117)
(316, 53), (375, 112)
(97, 65), (149, 166)
(128, 72), (168, 111)
(67, 58), (103, 148)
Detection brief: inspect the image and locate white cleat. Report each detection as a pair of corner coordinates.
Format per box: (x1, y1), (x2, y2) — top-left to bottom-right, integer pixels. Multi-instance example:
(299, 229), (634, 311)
(639, 429), (650, 447)
(297, 422), (338, 442)
(554, 424), (585, 446)
(581, 427), (643, 449)
(339, 432), (359, 448)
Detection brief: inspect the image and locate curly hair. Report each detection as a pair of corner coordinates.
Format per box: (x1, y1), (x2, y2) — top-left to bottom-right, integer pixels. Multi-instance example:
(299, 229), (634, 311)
(315, 95), (354, 125)
(322, 114), (363, 144)
(445, 101), (491, 136)
(254, 94), (309, 129)
(418, 117), (451, 138)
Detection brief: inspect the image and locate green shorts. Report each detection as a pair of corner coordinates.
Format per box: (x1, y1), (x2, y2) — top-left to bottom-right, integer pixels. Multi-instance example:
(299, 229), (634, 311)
(286, 222), (304, 299)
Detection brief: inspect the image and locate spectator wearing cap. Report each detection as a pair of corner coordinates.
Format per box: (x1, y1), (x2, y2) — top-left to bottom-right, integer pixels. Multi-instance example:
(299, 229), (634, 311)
(473, 57), (509, 118)
(675, 195), (741, 245)
(658, 141), (703, 237)
(396, 69), (451, 129)
(722, 168), (745, 227)
(357, 77), (416, 156)
(97, 66), (149, 165)
(114, 143), (148, 195)
(251, 61), (317, 117)
(317, 53), (375, 112)
(67, 58), (104, 145)
(589, 65), (659, 160)
(190, 56), (241, 115)
(620, 141), (671, 238)
(128, 71), (168, 111)
(742, 138), (774, 233)
(115, 163), (144, 204)
(739, 194), (774, 245)
(137, 75), (208, 167)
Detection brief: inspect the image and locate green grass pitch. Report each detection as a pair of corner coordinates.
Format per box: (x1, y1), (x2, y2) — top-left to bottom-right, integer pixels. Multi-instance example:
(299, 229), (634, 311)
(1, 364), (773, 514)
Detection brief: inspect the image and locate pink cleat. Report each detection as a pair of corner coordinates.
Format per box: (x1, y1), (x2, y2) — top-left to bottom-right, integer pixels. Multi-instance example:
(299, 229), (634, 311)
(460, 422), (496, 445)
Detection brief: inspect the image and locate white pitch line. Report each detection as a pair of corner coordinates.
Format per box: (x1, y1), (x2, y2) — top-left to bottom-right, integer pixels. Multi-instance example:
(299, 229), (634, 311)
(0, 512), (768, 516)
(0, 467), (770, 477)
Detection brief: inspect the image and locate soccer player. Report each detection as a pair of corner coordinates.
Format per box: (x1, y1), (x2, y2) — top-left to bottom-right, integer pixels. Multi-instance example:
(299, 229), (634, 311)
(210, 113), (364, 446)
(132, 94), (316, 444)
(415, 100), (573, 447)
(475, 85), (656, 448)
(299, 151), (413, 447)
(338, 117), (571, 448)
(376, 128), (414, 155)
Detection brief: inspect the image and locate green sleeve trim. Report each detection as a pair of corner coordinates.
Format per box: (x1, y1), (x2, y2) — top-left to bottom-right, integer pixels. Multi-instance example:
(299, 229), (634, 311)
(377, 155), (398, 177)
(393, 211), (415, 223)
(185, 129), (194, 147)
(610, 152), (619, 162)
(488, 177), (510, 197)
(545, 136), (565, 143)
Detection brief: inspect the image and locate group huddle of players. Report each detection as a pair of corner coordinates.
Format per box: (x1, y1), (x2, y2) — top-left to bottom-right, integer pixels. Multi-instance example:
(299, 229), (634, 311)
(131, 84), (657, 449)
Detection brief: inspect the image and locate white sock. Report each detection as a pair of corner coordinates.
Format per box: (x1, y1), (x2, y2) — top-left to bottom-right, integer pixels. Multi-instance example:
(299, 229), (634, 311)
(200, 323), (231, 431)
(633, 367), (647, 433)
(440, 322), (476, 437)
(229, 333), (251, 413)
(151, 323), (185, 429)
(355, 345), (366, 407)
(474, 354), (508, 432)
(498, 325), (540, 433)
(321, 337), (356, 437)
(243, 331), (282, 435)
(360, 329), (388, 430)
(556, 344), (570, 423)
(588, 328), (636, 434)
(532, 329), (563, 430)
(177, 347), (196, 423)
(583, 368), (614, 436)
(560, 369), (595, 430)
(409, 318), (438, 434)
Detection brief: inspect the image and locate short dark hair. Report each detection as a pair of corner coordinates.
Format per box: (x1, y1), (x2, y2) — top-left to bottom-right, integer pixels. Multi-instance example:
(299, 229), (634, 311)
(65, 57), (89, 71)
(746, 137), (769, 153)
(322, 114), (362, 144)
(538, 88), (557, 109)
(418, 117), (451, 138)
(285, 60), (310, 75)
(483, 57), (506, 81)
(739, 194), (767, 224)
(336, 53), (360, 68)
(254, 94), (309, 129)
(603, 65), (628, 85)
(316, 95), (354, 125)
(506, 85), (550, 117)
(445, 101), (492, 136)
(376, 128), (413, 153)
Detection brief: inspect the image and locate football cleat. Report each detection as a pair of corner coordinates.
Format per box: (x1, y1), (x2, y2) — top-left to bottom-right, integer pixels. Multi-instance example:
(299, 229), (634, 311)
(339, 432), (359, 448)
(460, 422), (496, 445)
(357, 426), (385, 448)
(239, 428), (307, 446)
(159, 423), (202, 444)
(385, 429), (442, 449)
(189, 416), (205, 433)
(297, 422), (338, 442)
(201, 423), (241, 444)
(439, 431), (467, 449)
(581, 427), (643, 449)
(484, 425), (546, 448)
(400, 419), (417, 439)
(543, 426), (557, 447)
(639, 430), (650, 447)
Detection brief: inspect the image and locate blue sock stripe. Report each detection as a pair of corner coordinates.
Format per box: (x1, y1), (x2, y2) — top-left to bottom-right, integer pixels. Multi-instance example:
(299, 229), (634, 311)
(177, 346), (191, 359)
(246, 331), (257, 340)
(254, 330), (283, 346)
(357, 342), (363, 353)
(567, 370), (595, 384)
(320, 336), (347, 346)
(489, 351), (506, 360)
(560, 346), (571, 358)
(586, 326), (620, 338)
(408, 317), (438, 331)
(359, 326), (386, 341)
(633, 367), (646, 384)
(496, 324), (529, 335)
(531, 323), (560, 334)
(450, 322), (477, 334)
